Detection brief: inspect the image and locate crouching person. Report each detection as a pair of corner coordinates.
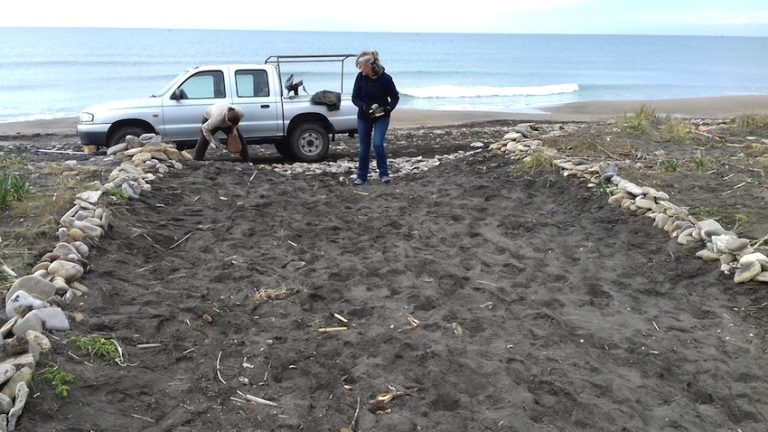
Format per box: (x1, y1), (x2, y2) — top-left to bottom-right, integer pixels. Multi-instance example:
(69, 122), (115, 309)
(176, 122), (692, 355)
(194, 103), (250, 163)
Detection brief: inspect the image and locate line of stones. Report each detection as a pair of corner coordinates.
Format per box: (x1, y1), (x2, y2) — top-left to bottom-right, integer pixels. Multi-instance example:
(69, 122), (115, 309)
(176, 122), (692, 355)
(0, 134), (189, 431)
(489, 123), (768, 285)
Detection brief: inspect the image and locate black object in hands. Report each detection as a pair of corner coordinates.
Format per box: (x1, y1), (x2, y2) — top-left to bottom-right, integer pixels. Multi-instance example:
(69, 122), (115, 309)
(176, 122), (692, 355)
(368, 104), (386, 119)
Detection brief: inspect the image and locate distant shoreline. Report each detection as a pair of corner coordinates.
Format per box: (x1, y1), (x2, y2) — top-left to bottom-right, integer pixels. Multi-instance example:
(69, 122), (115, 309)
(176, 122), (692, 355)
(1, 95), (767, 136)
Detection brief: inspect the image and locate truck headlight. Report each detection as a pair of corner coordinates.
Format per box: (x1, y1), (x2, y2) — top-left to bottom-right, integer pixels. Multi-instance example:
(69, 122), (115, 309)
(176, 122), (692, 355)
(79, 112), (94, 122)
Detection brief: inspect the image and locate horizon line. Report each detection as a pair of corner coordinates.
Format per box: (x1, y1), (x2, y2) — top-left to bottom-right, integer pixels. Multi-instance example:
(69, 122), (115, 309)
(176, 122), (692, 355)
(2, 25), (767, 38)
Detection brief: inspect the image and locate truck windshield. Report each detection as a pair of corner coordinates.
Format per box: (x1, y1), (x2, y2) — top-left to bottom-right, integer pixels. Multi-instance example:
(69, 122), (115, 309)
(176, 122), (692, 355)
(151, 71), (188, 97)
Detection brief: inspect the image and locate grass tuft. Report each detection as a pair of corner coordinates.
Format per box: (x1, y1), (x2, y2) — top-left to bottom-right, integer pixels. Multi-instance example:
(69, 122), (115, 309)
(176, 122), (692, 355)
(0, 172), (31, 210)
(735, 114), (768, 130)
(660, 159), (679, 173)
(659, 116), (692, 144)
(690, 150), (714, 172)
(617, 104), (658, 135)
(518, 150), (555, 174)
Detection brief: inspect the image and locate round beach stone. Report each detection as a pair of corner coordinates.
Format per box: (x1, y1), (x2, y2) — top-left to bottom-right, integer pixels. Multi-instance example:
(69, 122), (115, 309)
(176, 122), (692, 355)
(68, 227), (85, 241)
(724, 237), (750, 253)
(734, 261), (762, 283)
(47, 260), (84, 282)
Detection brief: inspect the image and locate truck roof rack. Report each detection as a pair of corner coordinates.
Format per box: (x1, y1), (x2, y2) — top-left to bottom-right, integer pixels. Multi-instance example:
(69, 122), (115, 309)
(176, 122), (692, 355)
(265, 54), (358, 93)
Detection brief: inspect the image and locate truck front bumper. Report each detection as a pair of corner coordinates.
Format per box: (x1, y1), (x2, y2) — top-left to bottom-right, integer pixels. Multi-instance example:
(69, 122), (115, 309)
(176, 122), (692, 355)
(77, 123), (110, 147)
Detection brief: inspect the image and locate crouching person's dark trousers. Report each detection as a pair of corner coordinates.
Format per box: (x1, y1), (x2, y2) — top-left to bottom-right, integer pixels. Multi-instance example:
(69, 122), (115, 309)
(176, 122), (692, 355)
(192, 122), (250, 162)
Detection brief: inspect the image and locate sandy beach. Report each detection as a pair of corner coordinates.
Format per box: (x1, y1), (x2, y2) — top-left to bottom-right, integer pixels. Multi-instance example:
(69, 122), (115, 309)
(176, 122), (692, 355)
(2, 96), (768, 431)
(3, 95), (768, 136)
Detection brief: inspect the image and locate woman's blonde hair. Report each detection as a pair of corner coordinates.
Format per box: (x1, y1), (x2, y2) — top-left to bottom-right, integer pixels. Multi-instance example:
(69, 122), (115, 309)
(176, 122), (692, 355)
(356, 50), (383, 78)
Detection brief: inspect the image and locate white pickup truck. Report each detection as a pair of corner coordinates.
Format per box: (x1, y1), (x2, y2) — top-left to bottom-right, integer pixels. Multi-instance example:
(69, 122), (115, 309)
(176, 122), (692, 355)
(77, 54), (359, 162)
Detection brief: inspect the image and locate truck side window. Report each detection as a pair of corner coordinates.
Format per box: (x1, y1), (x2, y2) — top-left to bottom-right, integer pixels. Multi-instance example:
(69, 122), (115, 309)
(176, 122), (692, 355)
(235, 70), (269, 98)
(177, 71), (226, 99)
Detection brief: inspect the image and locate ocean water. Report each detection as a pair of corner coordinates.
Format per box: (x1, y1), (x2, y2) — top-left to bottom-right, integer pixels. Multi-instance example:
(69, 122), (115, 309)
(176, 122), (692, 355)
(1, 27), (767, 123)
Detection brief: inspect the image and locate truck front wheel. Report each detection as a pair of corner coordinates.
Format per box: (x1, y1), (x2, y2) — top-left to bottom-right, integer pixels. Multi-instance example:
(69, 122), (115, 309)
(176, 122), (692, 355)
(108, 126), (150, 148)
(289, 123), (329, 163)
(274, 142), (295, 161)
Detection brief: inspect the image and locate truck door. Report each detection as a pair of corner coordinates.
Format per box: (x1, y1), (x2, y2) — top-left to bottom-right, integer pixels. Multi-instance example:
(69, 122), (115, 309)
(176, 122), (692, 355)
(162, 70), (228, 141)
(232, 69), (280, 138)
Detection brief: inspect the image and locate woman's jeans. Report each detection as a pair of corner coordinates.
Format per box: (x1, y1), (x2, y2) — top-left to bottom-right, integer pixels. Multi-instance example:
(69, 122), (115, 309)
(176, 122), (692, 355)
(356, 117), (390, 181)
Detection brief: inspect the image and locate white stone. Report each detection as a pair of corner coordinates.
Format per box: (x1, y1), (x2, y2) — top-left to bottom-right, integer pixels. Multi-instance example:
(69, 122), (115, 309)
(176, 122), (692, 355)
(75, 190), (102, 204)
(4, 291), (45, 320)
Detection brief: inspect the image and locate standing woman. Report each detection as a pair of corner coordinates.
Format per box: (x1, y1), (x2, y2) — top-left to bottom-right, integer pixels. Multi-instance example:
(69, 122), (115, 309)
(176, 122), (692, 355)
(351, 50), (399, 185)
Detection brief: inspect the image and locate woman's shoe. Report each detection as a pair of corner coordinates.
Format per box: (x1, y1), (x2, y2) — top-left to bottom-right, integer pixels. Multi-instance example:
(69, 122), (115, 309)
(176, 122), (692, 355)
(381, 176), (391, 184)
(353, 178), (366, 186)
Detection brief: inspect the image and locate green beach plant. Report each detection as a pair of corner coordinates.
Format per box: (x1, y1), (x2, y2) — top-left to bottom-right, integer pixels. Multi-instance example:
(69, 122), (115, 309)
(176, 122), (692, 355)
(73, 335), (120, 364)
(690, 150), (714, 172)
(0, 156), (24, 167)
(660, 159), (679, 173)
(40, 363), (76, 398)
(732, 213), (751, 233)
(109, 187), (129, 201)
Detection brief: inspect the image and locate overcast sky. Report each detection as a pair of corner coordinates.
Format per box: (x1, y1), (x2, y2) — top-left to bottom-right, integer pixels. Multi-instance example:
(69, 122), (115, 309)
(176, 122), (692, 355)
(2, 0), (767, 36)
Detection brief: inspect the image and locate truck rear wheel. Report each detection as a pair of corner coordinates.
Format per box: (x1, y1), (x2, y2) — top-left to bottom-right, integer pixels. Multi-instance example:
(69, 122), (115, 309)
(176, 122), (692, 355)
(289, 123), (329, 163)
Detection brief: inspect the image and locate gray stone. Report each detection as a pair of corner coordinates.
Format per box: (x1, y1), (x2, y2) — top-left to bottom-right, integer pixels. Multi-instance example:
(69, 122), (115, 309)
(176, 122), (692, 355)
(734, 260), (762, 283)
(0, 365), (15, 387)
(12, 313), (43, 336)
(72, 241), (89, 258)
(0, 393), (11, 415)
(75, 190), (102, 204)
(52, 242), (81, 259)
(2, 336), (27, 358)
(72, 220), (103, 240)
(32, 308), (70, 331)
(6, 276), (57, 303)
(0, 364), (33, 400)
(7, 381), (29, 431)
(24, 330), (51, 356)
(0, 356), (33, 375)
(106, 142), (128, 155)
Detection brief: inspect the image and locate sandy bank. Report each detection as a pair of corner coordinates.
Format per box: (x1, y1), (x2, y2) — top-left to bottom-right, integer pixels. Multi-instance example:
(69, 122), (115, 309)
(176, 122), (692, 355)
(1, 95), (767, 137)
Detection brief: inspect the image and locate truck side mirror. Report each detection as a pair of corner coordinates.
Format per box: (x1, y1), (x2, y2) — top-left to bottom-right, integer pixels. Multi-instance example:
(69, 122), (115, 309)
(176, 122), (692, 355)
(171, 88), (187, 101)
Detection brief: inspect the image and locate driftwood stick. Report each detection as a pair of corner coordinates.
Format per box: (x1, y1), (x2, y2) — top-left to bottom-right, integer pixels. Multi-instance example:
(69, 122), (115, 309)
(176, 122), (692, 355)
(130, 414), (156, 423)
(318, 327), (348, 333)
(136, 343), (162, 349)
(216, 351), (226, 384)
(238, 391), (279, 407)
(169, 232), (194, 249)
(112, 339), (126, 366)
(594, 142), (619, 160)
(349, 397), (361, 431)
(0, 264), (16, 278)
